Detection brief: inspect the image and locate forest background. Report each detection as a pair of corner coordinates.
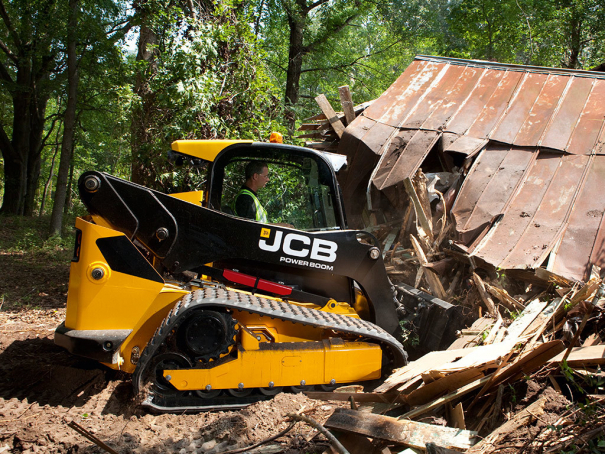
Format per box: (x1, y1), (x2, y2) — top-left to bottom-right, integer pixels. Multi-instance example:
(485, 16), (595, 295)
(0, 0), (604, 238)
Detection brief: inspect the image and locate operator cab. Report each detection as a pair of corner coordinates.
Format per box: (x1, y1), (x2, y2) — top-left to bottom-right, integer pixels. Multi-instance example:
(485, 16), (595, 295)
(171, 140), (348, 231)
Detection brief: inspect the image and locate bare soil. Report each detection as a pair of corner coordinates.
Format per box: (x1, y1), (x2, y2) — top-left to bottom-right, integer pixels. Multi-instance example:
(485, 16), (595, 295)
(0, 217), (345, 453)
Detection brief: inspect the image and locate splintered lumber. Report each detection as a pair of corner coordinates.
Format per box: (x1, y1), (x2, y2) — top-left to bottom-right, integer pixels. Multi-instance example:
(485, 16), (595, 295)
(505, 298), (549, 339)
(535, 268), (577, 288)
(376, 348), (480, 394)
(314, 94), (346, 138)
(325, 408), (478, 451)
(484, 282), (525, 311)
(404, 178), (433, 239)
(338, 86), (356, 125)
(492, 340), (565, 385)
(472, 273), (498, 318)
(304, 391), (401, 404)
(404, 368), (484, 407)
(466, 397), (547, 454)
(549, 346), (605, 367)
(411, 235), (447, 299)
(400, 375), (492, 420)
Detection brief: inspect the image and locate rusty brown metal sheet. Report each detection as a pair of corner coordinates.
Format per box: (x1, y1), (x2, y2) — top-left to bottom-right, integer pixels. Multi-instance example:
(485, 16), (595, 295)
(445, 69), (505, 134)
(445, 135), (488, 156)
(376, 130), (441, 191)
(540, 77), (594, 151)
(514, 75), (570, 147)
(402, 64), (467, 129)
(566, 80), (605, 155)
(370, 62), (445, 127)
(466, 70), (524, 139)
(422, 66), (485, 131)
(361, 60), (429, 123)
(453, 145), (536, 244)
(372, 130), (416, 190)
(552, 155), (605, 280)
(490, 73), (548, 144)
(473, 153), (590, 269)
(499, 154), (591, 270)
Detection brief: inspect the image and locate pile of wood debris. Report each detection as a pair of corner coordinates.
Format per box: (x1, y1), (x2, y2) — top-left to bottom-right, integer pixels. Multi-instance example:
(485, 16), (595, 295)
(296, 89), (605, 453)
(303, 278), (605, 453)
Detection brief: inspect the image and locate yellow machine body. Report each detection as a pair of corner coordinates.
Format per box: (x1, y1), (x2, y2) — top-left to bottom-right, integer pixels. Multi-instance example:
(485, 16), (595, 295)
(63, 216), (383, 383)
(165, 338), (381, 391)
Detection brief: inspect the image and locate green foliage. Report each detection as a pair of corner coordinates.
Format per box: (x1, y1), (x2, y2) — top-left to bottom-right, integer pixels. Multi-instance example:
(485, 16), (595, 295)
(130, 3), (287, 191)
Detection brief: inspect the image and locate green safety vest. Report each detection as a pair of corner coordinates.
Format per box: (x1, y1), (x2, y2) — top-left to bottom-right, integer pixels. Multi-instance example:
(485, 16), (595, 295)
(234, 188), (268, 223)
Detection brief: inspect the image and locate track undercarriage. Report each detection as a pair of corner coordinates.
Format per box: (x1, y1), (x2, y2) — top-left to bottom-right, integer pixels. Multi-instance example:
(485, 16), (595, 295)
(134, 287), (406, 412)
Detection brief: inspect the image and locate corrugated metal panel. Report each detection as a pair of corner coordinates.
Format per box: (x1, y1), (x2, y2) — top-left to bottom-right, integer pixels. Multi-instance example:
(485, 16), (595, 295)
(452, 145), (536, 243)
(540, 78), (594, 151)
(566, 80), (605, 155)
(375, 130), (441, 191)
(513, 75), (570, 146)
(472, 153), (590, 269)
(551, 155), (605, 280)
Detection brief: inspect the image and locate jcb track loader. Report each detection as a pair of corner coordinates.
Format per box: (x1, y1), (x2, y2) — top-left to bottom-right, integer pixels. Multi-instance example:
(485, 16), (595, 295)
(55, 140), (407, 412)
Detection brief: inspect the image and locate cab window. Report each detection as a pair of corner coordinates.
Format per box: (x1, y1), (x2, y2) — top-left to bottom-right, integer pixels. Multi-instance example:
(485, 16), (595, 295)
(220, 156), (339, 231)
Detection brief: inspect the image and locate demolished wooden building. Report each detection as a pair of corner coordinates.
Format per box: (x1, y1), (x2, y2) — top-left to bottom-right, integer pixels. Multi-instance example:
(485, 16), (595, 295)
(302, 55), (605, 284)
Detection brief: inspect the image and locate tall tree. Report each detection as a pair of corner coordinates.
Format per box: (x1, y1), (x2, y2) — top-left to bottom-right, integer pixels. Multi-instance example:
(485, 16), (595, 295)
(49, 0), (79, 236)
(129, 1), (285, 189)
(259, 0), (374, 126)
(0, 0), (65, 215)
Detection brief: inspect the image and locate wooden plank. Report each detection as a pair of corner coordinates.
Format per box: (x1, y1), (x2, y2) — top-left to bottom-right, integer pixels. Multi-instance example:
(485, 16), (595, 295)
(484, 282), (525, 311)
(332, 432), (376, 454)
(404, 178), (433, 239)
(399, 376), (492, 420)
(472, 273), (498, 318)
(338, 85), (356, 125)
(404, 368), (484, 407)
(466, 397), (547, 454)
(382, 227), (400, 259)
(376, 347), (480, 393)
(315, 94), (346, 138)
(535, 268), (577, 288)
(505, 298), (549, 339)
(325, 408), (478, 451)
(549, 346), (605, 366)
(411, 235), (447, 299)
(448, 402), (466, 430)
(493, 340), (565, 386)
(304, 391), (399, 404)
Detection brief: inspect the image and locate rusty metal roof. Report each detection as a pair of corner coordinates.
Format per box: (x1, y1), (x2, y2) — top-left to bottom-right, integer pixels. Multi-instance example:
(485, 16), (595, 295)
(338, 56), (605, 281)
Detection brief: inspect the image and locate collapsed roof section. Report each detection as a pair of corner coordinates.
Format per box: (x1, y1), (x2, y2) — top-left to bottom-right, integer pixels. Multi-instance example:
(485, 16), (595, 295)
(336, 56), (605, 281)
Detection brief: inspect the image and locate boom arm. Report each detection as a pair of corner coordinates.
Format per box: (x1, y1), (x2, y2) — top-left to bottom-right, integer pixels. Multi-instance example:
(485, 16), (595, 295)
(79, 171), (401, 336)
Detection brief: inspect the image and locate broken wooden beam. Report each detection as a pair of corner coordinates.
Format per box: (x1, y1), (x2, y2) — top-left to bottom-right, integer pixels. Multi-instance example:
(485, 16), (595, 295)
(411, 235), (447, 300)
(325, 408), (478, 451)
(338, 86), (356, 125)
(314, 94), (346, 138)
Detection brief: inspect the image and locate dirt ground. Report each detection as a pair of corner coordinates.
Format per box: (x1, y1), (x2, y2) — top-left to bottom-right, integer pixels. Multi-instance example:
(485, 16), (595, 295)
(0, 307), (349, 454)
(0, 217), (349, 454)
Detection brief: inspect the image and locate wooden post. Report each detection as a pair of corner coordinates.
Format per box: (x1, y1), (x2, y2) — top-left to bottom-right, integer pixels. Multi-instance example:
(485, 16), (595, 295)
(338, 85), (356, 125)
(314, 94), (346, 138)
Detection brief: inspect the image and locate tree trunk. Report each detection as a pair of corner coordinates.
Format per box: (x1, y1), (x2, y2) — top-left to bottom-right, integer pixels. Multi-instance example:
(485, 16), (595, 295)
(39, 142), (60, 216)
(49, 0), (78, 236)
(131, 3), (158, 186)
(284, 7), (306, 130)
